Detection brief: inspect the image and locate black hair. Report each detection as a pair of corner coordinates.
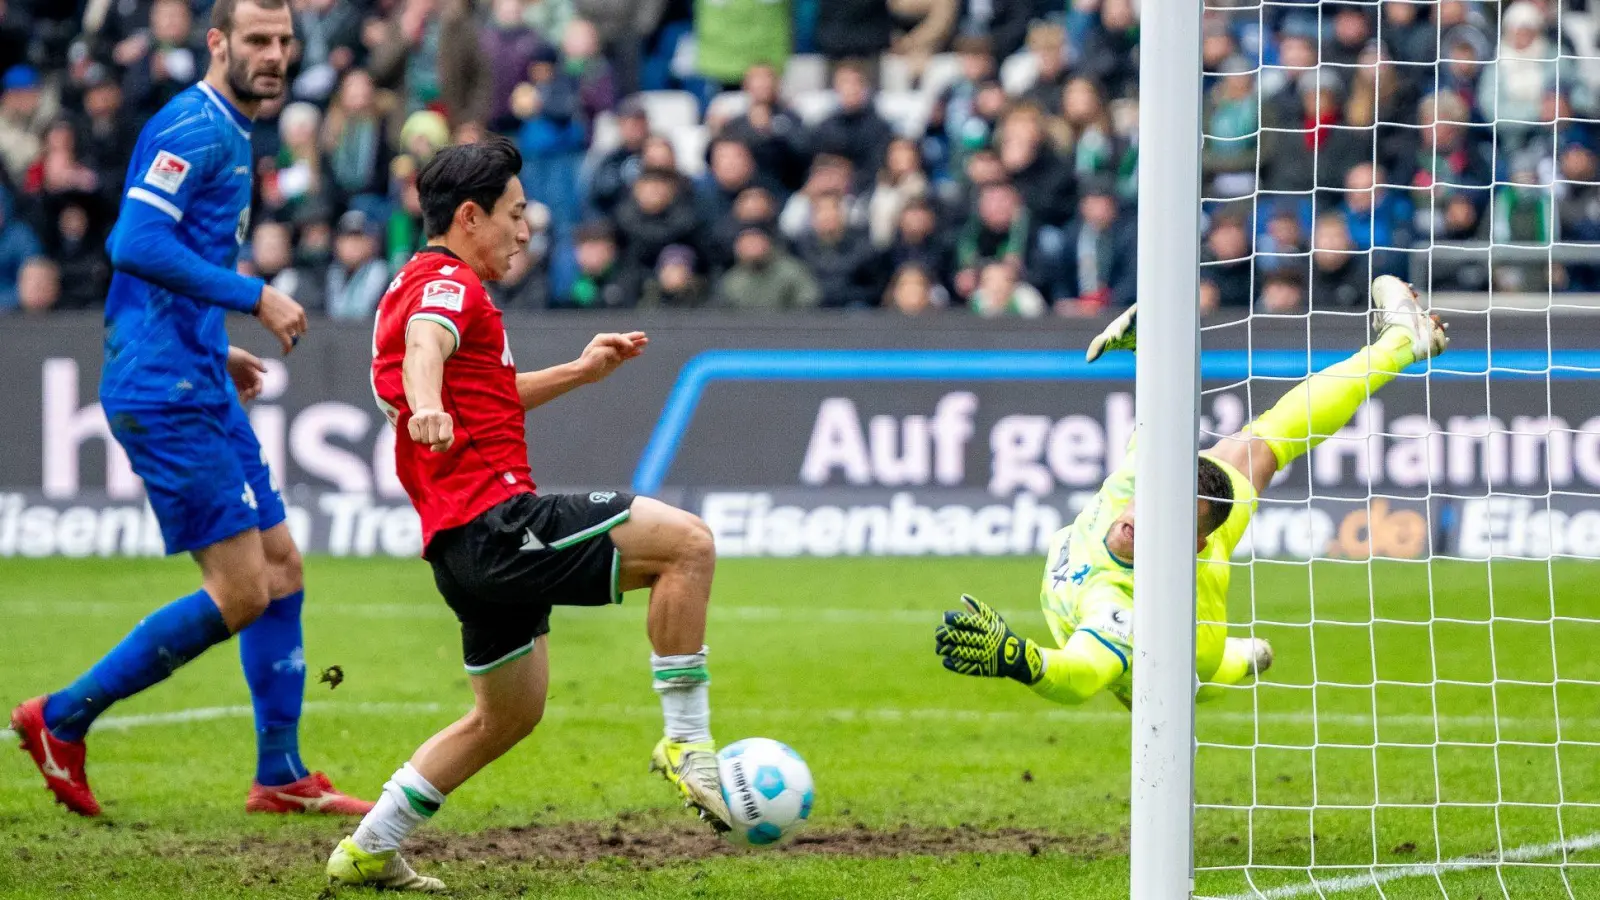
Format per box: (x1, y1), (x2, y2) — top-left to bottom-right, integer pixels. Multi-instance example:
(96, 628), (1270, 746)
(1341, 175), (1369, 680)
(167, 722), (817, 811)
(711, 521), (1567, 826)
(417, 136), (524, 239)
(1197, 456), (1235, 535)
(210, 0), (289, 32)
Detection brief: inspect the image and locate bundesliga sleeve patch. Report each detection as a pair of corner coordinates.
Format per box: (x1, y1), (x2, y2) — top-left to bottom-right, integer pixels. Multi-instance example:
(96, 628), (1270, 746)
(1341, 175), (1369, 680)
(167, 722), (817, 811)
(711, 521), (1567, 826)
(143, 150), (192, 194)
(1082, 603), (1132, 646)
(421, 280), (466, 312)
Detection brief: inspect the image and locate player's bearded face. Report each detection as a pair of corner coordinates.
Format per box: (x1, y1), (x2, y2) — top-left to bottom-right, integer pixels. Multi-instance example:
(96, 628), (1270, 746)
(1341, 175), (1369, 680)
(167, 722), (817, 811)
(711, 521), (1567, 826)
(214, 7), (294, 103)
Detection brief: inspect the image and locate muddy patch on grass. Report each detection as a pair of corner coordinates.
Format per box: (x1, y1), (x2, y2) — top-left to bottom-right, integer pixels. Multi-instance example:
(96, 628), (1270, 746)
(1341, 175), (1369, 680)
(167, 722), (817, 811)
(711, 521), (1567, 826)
(215, 817), (1122, 870)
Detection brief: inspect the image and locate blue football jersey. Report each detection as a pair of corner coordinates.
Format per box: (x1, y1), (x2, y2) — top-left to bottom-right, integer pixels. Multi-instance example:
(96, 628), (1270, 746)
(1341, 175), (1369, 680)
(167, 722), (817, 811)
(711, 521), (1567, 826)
(101, 81), (263, 407)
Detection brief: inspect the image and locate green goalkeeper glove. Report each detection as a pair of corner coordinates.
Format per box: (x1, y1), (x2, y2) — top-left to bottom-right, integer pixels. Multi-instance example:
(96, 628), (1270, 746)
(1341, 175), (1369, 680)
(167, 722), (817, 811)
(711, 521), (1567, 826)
(935, 595), (1044, 685)
(1085, 303), (1138, 363)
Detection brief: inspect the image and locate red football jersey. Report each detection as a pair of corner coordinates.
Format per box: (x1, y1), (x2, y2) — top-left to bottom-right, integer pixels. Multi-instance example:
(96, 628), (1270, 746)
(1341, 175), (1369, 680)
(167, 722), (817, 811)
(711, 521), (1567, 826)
(371, 248), (536, 553)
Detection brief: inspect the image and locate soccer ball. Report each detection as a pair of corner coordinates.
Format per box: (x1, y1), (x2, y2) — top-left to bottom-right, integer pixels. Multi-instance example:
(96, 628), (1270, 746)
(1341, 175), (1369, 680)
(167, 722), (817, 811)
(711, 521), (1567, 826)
(717, 738), (814, 846)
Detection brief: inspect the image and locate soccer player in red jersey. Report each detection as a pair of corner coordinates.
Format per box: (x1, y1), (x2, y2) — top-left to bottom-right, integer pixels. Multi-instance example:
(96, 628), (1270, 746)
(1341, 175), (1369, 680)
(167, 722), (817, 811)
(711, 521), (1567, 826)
(329, 136), (728, 891)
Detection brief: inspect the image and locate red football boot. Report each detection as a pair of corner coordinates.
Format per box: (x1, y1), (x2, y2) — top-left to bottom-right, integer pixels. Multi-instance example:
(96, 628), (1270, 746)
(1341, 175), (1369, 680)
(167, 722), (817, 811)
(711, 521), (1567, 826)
(246, 771), (374, 815)
(10, 696), (101, 816)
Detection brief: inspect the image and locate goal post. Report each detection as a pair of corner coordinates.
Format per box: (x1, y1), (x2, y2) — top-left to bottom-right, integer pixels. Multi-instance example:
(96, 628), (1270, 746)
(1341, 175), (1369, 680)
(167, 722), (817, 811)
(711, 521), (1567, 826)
(1129, 0), (1205, 896)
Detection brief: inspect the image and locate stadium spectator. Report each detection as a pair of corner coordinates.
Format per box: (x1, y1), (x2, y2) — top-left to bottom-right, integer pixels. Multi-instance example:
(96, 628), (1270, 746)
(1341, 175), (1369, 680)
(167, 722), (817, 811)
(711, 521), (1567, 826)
(696, 138), (767, 228)
(639, 133), (679, 172)
(249, 220), (327, 312)
(962, 0), (1042, 62)
(1201, 57), (1258, 198)
(867, 137), (930, 247)
(720, 63), (809, 191)
(941, 35), (997, 158)
(1256, 207), (1308, 275)
(885, 261), (946, 314)
(640, 243), (709, 308)
(795, 192), (880, 307)
(997, 104), (1072, 228)
(47, 201), (109, 312)
(1199, 212), (1253, 311)
(73, 65), (138, 198)
(706, 185), (779, 274)
(1309, 212), (1367, 308)
(321, 69), (392, 206)
(1020, 23), (1070, 115)
(513, 43), (589, 237)
(122, 0), (204, 117)
(614, 166), (700, 290)
(811, 62), (895, 194)
(15, 256), (58, 314)
(291, 0), (363, 104)
(1055, 77), (1122, 185)
(0, 192), (41, 312)
(1078, 0), (1139, 100)
(969, 260), (1044, 318)
(1257, 270), (1307, 314)
(1055, 178), (1135, 311)
(325, 210), (389, 320)
(780, 153), (862, 240)
(261, 102), (330, 223)
(714, 223), (821, 310)
(953, 181), (1034, 300)
(558, 220), (630, 307)
(887, 198), (951, 287)
(483, 0), (551, 132)
(1483, 3), (1560, 151)
(588, 96), (650, 217)
(0, 65), (49, 184)
(1338, 162), (1412, 278)
(1381, 1), (1438, 65)
(1323, 4), (1374, 67)
(524, 0), (578, 44)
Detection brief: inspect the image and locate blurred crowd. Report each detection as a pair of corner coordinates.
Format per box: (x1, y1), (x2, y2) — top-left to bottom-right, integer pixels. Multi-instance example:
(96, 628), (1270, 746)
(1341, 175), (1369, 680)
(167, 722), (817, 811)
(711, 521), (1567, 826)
(0, 0), (1596, 318)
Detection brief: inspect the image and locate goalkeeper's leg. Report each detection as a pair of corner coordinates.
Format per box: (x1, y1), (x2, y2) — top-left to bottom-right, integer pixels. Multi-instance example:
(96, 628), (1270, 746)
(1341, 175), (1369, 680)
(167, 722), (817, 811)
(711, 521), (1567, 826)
(1211, 276), (1448, 492)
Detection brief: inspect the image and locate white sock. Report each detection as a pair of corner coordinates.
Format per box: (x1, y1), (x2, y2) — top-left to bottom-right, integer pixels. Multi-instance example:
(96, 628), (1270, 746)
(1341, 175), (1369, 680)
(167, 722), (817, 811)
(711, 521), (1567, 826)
(652, 646), (712, 743)
(352, 763), (445, 854)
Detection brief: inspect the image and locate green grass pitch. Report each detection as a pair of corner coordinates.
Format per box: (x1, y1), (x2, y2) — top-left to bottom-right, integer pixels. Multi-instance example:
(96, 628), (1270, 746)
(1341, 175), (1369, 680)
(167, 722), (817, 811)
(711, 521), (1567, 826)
(1, 555), (1598, 899)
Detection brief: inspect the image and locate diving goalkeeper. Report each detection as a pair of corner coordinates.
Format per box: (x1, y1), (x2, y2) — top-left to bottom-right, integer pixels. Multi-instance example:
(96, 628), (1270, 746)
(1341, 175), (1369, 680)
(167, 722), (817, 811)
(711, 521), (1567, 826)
(934, 275), (1449, 707)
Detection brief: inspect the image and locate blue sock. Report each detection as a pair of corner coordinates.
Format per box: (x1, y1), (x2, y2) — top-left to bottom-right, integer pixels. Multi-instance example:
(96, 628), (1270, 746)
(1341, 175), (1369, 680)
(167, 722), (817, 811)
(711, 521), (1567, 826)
(43, 588), (231, 742)
(239, 590), (308, 786)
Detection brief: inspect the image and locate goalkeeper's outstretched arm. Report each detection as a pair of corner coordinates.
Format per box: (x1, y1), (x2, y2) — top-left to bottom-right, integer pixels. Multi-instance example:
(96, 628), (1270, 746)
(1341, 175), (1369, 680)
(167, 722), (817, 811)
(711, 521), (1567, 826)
(934, 596), (1126, 706)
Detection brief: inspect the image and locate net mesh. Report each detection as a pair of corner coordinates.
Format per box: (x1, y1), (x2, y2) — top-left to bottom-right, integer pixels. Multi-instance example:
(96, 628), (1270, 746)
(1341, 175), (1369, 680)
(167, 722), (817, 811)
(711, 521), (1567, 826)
(1190, 1), (1600, 897)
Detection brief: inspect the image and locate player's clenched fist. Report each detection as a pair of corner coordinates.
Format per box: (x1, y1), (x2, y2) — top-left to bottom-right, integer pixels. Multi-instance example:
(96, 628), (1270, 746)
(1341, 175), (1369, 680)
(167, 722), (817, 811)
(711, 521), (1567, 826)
(409, 408), (454, 453)
(255, 284), (309, 354)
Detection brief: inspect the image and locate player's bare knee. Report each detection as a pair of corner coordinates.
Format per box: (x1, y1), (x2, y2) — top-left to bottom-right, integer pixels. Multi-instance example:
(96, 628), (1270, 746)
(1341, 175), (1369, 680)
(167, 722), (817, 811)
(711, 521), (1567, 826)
(671, 514), (716, 574)
(207, 572), (272, 631)
(266, 545), (303, 598)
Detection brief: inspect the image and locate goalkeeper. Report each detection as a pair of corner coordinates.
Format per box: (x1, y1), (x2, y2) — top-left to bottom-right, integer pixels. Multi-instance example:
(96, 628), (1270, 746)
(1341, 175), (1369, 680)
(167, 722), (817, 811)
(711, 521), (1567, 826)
(935, 276), (1449, 707)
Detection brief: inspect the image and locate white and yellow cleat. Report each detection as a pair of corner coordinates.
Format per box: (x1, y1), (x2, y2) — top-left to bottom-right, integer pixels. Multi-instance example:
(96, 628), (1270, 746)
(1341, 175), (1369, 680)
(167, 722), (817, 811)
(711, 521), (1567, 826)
(326, 837), (445, 892)
(1371, 275), (1449, 361)
(651, 738), (733, 833)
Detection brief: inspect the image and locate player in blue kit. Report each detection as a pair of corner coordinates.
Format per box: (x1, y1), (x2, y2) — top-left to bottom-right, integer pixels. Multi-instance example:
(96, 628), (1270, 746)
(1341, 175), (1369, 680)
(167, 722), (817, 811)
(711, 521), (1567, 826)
(9, 0), (371, 817)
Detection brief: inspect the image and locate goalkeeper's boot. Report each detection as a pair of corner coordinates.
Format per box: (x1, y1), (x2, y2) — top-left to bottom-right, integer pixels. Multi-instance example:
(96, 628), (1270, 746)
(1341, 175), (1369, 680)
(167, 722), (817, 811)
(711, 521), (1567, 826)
(10, 696), (100, 817)
(1245, 638), (1275, 677)
(651, 737), (732, 833)
(247, 771), (375, 815)
(326, 837), (445, 892)
(1371, 275), (1449, 360)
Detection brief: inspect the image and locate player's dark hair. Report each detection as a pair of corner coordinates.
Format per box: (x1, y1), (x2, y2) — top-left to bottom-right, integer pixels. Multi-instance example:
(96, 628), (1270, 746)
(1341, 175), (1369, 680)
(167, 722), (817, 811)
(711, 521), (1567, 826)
(1197, 456), (1235, 536)
(210, 0), (289, 33)
(417, 136), (524, 239)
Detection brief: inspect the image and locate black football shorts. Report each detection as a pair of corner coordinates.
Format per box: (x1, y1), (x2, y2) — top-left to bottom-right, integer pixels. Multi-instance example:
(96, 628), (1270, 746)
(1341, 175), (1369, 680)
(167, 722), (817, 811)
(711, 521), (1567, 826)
(427, 490), (635, 674)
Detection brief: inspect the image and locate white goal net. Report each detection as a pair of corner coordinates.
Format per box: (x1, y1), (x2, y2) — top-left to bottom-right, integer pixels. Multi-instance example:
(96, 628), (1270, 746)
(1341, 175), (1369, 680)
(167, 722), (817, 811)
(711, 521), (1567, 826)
(1188, 1), (1600, 898)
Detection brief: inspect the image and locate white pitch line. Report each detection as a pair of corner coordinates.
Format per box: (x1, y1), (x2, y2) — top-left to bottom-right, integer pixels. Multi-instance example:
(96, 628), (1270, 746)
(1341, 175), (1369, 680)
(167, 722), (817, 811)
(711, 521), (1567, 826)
(4, 701), (1598, 743)
(1218, 831), (1600, 900)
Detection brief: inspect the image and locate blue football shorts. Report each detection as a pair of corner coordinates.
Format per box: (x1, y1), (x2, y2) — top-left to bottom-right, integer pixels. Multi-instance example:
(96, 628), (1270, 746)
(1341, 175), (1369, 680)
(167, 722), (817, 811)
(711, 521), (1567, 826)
(104, 398), (288, 554)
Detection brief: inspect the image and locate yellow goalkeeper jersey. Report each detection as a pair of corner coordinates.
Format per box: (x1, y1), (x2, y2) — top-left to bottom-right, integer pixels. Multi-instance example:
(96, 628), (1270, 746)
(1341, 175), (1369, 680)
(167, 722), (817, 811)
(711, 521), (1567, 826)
(1038, 447), (1258, 705)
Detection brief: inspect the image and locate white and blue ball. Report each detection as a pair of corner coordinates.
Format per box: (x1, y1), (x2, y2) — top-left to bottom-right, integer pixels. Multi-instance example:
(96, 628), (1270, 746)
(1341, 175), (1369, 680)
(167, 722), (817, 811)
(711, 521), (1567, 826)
(717, 738), (814, 846)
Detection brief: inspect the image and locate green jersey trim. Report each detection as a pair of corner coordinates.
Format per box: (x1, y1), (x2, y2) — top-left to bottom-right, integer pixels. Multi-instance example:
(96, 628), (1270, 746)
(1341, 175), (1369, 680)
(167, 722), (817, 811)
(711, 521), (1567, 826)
(464, 638), (535, 675)
(549, 509), (632, 550)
